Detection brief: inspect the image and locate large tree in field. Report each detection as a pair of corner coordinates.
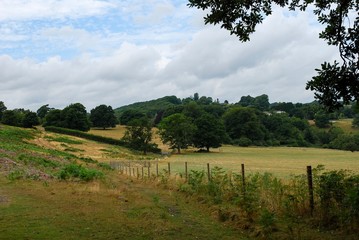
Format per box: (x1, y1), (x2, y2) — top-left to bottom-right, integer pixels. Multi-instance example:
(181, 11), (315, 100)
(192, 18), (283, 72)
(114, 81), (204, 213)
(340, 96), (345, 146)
(158, 113), (196, 153)
(62, 103), (91, 132)
(122, 117), (156, 154)
(90, 105), (117, 129)
(188, 0), (358, 110)
(193, 113), (227, 152)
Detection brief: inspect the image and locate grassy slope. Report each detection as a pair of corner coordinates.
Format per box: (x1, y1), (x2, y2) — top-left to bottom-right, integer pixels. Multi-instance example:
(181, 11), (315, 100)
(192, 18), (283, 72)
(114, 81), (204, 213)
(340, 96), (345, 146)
(0, 125), (244, 240)
(0, 178), (243, 240)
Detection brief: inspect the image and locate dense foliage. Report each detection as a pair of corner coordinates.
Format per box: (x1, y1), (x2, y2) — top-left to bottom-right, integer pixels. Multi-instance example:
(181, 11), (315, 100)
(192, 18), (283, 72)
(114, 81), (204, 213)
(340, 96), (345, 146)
(158, 113), (197, 153)
(43, 103), (90, 131)
(175, 165), (359, 237)
(90, 104), (117, 129)
(121, 117), (160, 154)
(0, 108), (39, 128)
(153, 93), (359, 152)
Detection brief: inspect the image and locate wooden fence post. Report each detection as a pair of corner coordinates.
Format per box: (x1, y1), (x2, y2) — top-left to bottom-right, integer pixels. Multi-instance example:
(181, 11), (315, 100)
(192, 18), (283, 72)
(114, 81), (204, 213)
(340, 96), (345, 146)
(307, 165), (314, 216)
(207, 163), (211, 182)
(241, 164), (246, 195)
(137, 167), (139, 179)
(148, 166), (150, 178)
(185, 162), (188, 181)
(168, 162), (171, 175)
(156, 163), (159, 177)
(142, 167), (144, 179)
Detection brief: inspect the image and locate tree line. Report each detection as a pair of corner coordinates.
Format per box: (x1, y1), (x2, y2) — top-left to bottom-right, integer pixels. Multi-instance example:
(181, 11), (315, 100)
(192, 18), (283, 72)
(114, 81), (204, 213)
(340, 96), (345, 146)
(1, 93), (359, 153)
(118, 93), (359, 152)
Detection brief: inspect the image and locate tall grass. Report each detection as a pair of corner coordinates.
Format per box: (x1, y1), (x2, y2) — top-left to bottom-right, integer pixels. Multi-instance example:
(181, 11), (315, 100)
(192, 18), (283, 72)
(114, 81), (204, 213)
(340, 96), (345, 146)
(174, 165), (359, 238)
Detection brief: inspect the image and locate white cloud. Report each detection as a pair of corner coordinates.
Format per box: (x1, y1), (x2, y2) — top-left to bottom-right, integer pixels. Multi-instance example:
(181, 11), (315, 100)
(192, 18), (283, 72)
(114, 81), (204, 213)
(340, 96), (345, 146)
(0, 2), (340, 111)
(0, 0), (115, 21)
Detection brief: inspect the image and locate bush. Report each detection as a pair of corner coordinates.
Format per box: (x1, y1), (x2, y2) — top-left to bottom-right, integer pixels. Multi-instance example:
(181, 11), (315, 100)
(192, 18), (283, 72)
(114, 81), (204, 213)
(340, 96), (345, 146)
(329, 134), (359, 151)
(317, 170), (359, 229)
(58, 164), (103, 181)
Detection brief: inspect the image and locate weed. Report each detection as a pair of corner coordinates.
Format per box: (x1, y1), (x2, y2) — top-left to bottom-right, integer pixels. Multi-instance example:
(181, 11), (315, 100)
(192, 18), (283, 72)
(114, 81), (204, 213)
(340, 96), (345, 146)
(7, 169), (25, 181)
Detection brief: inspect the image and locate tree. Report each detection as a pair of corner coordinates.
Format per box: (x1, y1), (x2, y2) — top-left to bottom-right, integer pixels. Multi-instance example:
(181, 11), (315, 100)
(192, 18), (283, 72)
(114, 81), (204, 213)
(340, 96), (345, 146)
(1, 110), (19, 126)
(223, 107), (266, 143)
(122, 117), (156, 154)
(193, 113), (227, 152)
(314, 111), (331, 128)
(0, 101), (6, 120)
(62, 103), (90, 131)
(22, 111), (39, 128)
(253, 94), (270, 111)
(37, 104), (51, 120)
(188, 0), (358, 109)
(119, 109), (146, 125)
(158, 113), (196, 153)
(43, 109), (63, 127)
(238, 95), (255, 107)
(90, 105), (117, 129)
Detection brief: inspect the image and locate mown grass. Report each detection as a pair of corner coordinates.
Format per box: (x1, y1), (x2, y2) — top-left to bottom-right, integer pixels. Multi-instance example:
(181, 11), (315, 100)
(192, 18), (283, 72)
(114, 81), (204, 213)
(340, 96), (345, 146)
(0, 176), (244, 240)
(158, 146), (359, 178)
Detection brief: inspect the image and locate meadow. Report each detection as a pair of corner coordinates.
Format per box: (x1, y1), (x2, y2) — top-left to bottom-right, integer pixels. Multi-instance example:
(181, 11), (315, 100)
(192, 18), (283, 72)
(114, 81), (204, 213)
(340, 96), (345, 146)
(89, 124), (359, 178)
(1, 124), (358, 239)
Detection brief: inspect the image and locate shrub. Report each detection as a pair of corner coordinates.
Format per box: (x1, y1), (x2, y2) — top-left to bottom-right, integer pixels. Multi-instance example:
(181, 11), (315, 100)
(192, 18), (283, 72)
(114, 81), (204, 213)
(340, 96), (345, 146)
(58, 164), (103, 181)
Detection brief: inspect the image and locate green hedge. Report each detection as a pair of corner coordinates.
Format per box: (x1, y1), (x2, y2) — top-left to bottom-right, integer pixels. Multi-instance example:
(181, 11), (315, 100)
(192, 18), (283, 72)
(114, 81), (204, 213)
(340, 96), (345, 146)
(44, 126), (161, 153)
(44, 126), (126, 146)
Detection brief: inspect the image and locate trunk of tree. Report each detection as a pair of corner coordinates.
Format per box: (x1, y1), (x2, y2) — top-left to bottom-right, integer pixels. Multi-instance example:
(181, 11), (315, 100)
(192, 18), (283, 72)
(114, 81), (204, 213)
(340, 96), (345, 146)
(206, 146), (210, 152)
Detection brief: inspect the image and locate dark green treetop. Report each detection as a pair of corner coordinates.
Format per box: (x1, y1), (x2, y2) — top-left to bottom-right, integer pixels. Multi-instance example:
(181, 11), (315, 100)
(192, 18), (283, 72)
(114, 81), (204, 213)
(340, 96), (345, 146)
(90, 105), (117, 129)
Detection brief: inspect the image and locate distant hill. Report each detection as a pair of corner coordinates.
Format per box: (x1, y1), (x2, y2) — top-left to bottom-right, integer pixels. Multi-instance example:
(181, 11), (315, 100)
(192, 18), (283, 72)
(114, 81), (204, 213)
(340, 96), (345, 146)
(114, 95), (182, 118)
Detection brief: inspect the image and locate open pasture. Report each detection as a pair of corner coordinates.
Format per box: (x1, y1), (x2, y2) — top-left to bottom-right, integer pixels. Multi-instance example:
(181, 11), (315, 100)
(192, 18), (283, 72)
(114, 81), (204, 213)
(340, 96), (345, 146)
(88, 125), (359, 178)
(153, 146), (359, 178)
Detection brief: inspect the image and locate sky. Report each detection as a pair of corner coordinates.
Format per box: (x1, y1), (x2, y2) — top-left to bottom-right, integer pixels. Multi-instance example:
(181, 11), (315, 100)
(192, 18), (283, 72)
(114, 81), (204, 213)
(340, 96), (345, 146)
(0, 0), (340, 111)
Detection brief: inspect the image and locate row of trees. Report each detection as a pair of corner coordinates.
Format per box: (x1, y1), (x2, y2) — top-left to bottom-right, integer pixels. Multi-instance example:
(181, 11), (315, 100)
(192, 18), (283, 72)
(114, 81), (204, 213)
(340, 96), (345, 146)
(0, 101), (39, 128)
(0, 101), (118, 131)
(119, 94), (359, 153)
(118, 94), (358, 127)
(2, 94), (359, 153)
